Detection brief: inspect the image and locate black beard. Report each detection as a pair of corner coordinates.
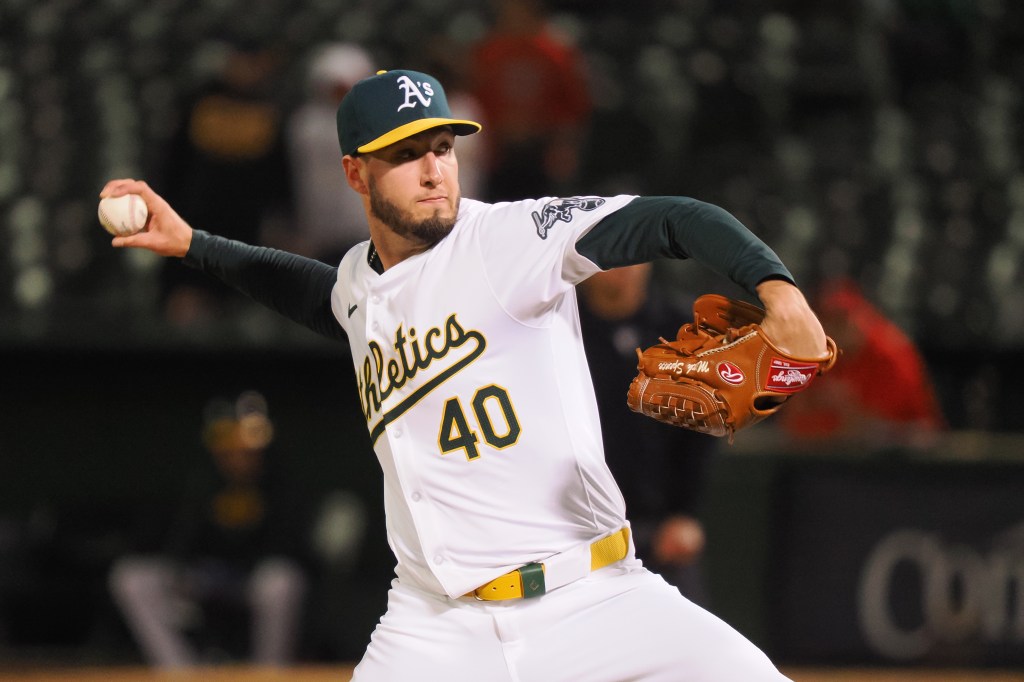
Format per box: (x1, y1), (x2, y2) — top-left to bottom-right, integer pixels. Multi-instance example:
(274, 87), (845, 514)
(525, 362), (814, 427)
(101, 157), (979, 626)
(368, 179), (458, 247)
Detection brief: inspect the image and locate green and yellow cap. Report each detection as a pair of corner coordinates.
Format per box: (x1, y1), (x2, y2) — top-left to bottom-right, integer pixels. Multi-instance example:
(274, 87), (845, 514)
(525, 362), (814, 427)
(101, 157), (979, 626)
(336, 69), (481, 156)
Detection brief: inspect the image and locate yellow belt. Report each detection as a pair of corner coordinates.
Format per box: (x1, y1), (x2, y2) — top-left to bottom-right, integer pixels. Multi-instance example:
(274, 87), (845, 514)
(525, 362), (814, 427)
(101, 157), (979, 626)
(468, 527), (630, 601)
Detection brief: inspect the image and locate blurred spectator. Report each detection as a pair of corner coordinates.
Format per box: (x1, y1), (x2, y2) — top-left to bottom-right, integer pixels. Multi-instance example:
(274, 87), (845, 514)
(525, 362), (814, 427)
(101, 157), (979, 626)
(777, 278), (948, 449)
(109, 391), (309, 667)
(283, 43), (376, 265)
(470, 0), (592, 201)
(578, 264), (717, 605)
(158, 38), (293, 328)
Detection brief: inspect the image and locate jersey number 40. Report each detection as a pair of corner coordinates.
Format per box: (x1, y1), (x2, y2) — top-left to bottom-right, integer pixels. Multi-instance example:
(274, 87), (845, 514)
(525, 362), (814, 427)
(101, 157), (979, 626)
(438, 384), (521, 460)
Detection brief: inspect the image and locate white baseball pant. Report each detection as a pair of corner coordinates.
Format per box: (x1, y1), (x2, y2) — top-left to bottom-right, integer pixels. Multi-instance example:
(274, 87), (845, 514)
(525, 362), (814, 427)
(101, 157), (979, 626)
(352, 559), (791, 681)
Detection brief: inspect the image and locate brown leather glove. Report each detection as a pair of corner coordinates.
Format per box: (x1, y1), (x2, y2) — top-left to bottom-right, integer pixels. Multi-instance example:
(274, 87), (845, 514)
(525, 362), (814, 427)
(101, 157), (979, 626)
(627, 294), (838, 442)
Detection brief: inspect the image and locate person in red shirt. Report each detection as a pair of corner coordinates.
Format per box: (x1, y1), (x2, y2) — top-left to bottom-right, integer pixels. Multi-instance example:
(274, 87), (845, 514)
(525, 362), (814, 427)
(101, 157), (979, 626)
(470, 0), (592, 201)
(778, 278), (947, 449)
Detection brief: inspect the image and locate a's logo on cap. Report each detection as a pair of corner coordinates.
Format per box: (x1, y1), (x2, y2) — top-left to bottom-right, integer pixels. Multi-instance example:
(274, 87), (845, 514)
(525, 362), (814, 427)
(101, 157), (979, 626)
(396, 75), (434, 111)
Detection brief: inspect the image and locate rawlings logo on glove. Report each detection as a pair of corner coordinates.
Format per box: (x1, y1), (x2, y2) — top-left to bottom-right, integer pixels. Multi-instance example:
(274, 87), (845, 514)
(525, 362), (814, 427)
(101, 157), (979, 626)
(626, 294), (838, 441)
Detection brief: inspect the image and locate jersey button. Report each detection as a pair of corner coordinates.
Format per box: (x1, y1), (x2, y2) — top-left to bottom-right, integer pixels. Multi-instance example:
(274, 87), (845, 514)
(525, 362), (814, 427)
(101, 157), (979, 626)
(411, 492), (421, 502)
(393, 429), (402, 438)
(433, 555), (444, 565)
(371, 294), (381, 304)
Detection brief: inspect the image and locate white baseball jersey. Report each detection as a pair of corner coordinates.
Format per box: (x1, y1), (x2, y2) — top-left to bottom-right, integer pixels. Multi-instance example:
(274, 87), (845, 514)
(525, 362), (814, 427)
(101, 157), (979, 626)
(330, 194), (637, 598)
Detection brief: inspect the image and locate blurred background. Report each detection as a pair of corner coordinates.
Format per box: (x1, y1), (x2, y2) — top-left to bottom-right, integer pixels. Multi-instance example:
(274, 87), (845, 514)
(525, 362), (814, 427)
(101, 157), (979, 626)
(1, 0), (1023, 675)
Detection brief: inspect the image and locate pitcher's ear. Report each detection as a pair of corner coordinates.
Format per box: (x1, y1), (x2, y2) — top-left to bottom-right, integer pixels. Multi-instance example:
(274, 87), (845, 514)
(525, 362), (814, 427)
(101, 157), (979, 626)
(342, 155), (368, 194)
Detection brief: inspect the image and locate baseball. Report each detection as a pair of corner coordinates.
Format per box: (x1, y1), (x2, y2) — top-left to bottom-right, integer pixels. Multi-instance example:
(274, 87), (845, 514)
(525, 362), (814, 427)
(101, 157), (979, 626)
(98, 194), (148, 236)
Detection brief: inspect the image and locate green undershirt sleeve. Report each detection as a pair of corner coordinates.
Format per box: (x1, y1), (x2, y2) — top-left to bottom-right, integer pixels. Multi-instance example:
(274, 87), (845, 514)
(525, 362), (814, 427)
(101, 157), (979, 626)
(183, 230), (347, 341)
(575, 196), (794, 295)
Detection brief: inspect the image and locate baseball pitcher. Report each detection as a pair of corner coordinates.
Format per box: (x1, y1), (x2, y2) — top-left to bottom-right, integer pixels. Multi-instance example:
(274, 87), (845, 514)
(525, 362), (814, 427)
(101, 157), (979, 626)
(101, 69), (831, 681)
